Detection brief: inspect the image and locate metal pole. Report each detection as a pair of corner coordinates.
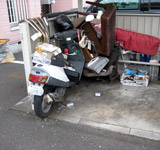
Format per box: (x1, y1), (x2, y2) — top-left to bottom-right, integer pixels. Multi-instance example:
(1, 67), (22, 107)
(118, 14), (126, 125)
(8, 0), (13, 22)
(17, 0), (21, 20)
(13, 0), (18, 22)
(22, 0), (26, 19)
(24, 0), (29, 18)
(20, 0), (24, 20)
(11, 0), (17, 22)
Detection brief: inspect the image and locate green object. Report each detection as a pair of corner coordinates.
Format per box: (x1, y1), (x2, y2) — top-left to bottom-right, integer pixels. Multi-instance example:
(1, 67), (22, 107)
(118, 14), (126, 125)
(77, 50), (81, 54)
(100, 0), (139, 10)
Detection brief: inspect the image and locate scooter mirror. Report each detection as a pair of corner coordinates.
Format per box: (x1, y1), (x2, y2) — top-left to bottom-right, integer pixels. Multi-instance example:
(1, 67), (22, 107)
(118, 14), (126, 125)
(85, 15), (94, 22)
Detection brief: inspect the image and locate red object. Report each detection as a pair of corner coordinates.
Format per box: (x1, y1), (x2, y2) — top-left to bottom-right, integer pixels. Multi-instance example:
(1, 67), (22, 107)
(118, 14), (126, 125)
(116, 28), (160, 55)
(29, 74), (48, 84)
(29, 74), (43, 83)
(64, 48), (69, 54)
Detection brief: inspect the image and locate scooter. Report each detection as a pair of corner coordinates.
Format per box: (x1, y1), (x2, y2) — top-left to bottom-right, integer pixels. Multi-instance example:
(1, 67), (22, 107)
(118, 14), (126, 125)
(28, 29), (85, 118)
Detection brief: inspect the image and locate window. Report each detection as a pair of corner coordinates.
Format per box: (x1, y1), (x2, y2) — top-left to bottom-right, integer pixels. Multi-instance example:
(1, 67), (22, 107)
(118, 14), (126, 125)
(7, 0), (18, 24)
(100, 0), (139, 10)
(6, 0), (28, 29)
(150, 0), (160, 10)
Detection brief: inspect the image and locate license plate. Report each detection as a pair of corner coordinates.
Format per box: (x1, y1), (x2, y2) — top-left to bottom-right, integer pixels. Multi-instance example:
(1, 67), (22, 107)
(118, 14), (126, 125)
(28, 85), (44, 96)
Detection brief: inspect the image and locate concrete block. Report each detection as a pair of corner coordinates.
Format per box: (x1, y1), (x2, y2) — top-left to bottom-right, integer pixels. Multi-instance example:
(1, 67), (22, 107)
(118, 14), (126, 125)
(56, 115), (81, 124)
(130, 128), (160, 141)
(79, 119), (130, 135)
(12, 95), (33, 114)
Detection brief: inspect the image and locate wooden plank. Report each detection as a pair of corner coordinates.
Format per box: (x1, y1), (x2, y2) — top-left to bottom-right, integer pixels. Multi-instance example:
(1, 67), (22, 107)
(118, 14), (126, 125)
(131, 16), (138, 31)
(137, 16), (145, 34)
(124, 16), (131, 30)
(116, 16), (124, 29)
(159, 18), (160, 38)
(116, 16), (118, 27)
(144, 17), (152, 35)
(152, 17), (159, 38)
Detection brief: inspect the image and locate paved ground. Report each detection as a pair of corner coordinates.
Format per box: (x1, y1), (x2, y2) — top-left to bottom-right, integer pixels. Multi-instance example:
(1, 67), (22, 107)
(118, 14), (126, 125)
(13, 78), (160, 141)
(1, 110), (160, 150)
(12, 52), (160, 141)
(0, 52), (160, 149)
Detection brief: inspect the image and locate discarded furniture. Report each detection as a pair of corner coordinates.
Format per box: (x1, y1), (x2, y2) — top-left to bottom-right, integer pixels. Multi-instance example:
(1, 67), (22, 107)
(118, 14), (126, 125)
(76, 1), (116, 56)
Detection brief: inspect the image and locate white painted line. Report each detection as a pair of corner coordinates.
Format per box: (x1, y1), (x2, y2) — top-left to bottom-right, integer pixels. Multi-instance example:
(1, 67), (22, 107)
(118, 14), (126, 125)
(12, 61), (24, 64)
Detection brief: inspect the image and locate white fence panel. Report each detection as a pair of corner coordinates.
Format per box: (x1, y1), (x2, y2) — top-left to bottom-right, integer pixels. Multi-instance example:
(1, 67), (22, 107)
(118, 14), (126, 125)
(116, 14), (160, 38)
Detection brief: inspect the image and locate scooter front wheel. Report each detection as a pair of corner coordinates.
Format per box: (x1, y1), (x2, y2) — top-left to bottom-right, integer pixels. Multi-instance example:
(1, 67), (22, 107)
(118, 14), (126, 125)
(34, 94), (53, 118)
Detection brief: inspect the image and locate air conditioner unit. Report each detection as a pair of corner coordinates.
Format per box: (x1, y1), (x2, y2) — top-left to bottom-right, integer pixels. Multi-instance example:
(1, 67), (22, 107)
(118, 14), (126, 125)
(41, 0), (55, 5)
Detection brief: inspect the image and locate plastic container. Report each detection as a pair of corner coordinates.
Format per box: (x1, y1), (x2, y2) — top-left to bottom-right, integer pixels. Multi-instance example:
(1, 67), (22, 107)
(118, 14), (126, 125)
(140, 54), (145, 62)
(66, 102), (74, 108)
(95, 93), (101, 97)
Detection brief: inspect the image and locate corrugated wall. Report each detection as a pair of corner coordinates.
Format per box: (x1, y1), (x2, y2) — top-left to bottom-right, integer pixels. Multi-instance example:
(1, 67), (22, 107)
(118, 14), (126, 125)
(116, 14), (160, 38)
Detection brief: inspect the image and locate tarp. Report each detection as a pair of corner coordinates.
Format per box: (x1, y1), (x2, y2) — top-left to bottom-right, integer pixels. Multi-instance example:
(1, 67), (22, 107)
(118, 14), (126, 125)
(116, 28), (160, 55)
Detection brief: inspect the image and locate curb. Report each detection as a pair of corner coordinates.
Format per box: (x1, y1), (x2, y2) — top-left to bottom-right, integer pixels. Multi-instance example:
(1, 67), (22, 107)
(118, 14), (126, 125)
(55, 115), (160, 141)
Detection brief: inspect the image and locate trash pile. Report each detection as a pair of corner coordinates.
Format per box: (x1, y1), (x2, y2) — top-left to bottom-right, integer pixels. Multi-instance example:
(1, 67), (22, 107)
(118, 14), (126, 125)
(85, 56), (109, 74)
(32, 43), (61, 65)
(22, 1), (122, 85)
(0, 39), (15, 64)
(120, 68), (149, 87)
(117, 28), (160, 85)
(36, 3), (119, 80)
(28, 1), (160, 86)
(22, 1), (160, 119)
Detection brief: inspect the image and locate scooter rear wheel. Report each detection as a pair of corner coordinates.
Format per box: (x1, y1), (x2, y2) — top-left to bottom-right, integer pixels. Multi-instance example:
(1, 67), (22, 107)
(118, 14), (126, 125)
(34, 94), (53, 118)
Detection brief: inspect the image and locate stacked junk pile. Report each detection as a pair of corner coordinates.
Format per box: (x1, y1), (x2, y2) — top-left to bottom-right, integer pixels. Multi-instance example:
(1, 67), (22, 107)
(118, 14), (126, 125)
(23, 1), (160, 86)
(23, 1), (120, 118)
(117, 28), (160, 87)
(22, 1), (160, 118)
(30, 1), (120, 82)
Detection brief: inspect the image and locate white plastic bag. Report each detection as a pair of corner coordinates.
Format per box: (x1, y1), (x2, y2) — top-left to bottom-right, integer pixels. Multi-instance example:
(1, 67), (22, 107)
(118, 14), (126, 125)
(32, 51), (51, 64)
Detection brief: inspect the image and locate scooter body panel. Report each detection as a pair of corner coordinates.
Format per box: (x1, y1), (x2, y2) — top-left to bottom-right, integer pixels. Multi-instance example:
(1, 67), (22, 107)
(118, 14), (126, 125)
(30, 64), (71, 87)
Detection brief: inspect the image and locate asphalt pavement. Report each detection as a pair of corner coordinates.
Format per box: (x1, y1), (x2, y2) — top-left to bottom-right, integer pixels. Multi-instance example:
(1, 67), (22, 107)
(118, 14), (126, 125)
(0, 52), (160, 150)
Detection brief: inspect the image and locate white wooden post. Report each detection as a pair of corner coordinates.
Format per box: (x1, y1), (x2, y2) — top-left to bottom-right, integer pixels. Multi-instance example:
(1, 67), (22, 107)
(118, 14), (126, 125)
(19, 22), (33, 94)
(78, 0), (83, 12)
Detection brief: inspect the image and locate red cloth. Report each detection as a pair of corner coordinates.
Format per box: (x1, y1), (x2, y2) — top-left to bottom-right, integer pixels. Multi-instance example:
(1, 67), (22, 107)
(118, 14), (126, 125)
(116, 28), (160, 55)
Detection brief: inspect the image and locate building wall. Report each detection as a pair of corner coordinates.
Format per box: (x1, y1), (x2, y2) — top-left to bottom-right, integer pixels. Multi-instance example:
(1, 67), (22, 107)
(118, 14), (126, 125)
(27, 0), (41, 18)
(72, 0), (92, 8)
(51, 0), (73, 12)
(52, 0), (89, 12)
(0, 0), (18, 44)
(0, 0), (90, 44)
(0, 0), (41, 44)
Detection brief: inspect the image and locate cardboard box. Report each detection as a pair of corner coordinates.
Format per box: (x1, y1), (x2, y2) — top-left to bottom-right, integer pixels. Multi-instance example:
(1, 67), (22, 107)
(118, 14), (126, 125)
(120, 68), (149, 87)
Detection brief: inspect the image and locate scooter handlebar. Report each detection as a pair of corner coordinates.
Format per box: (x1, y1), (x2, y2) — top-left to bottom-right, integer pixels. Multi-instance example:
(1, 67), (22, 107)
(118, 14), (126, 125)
(50, 29), (89, 41)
